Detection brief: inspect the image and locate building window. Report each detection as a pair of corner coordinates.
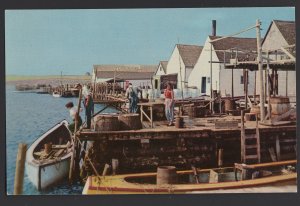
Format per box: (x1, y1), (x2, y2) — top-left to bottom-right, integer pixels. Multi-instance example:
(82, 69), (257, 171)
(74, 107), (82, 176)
(160, 67), (162, 71)
(207, 77), (210, 83)
(240, 76), (244, 84)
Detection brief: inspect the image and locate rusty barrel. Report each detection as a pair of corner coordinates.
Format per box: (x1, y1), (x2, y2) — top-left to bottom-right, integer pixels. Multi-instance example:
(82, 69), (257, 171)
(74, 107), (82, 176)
(118, 114), (142, 130)
(270, 97), (290, 115)
(94, 114), (119, 131)
(224, 99), (235, 112)
(156, 166), (178, 185)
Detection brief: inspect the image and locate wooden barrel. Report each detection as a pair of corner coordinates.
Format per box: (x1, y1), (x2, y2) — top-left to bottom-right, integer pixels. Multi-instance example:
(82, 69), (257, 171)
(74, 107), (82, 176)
(250, 105), (267, 120)
(224, 99), (235, 112)
(94, 114), (119, 131)
(118, 114), (142, 130)
(156, 166), (178, 185)
(175, 116), (184, 128)
(270, 97), (290, 115)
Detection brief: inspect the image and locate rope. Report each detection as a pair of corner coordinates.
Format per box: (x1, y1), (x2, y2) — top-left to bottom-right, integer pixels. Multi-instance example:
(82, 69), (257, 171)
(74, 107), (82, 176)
(74, 135), (102, 183)
(209, 24), (257, 43)
(204, 96), (219, 108)
(74, 135), (115, 193)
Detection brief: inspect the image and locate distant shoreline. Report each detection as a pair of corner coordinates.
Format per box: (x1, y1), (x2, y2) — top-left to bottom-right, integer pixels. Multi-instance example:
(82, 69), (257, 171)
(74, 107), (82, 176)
(6, 75), (91, 86)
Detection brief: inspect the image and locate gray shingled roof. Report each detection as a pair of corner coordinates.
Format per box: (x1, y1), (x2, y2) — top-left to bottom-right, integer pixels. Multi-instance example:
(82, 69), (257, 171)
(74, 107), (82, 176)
(176, 44), (203, 67)
(160, 61), (168, 73)
(94, 64), (156, 80)
(209, 36), (257, 63)
(273, 20), (295, 46)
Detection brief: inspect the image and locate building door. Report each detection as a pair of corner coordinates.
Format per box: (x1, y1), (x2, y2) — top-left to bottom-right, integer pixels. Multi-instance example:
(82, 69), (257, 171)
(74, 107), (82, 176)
(154, 79), (158, 89)
(201, 77), (206, 94)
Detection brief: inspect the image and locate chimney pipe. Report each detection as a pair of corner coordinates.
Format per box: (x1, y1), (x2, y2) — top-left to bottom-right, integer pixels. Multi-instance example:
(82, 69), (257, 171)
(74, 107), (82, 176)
(212, 20), (216, 36)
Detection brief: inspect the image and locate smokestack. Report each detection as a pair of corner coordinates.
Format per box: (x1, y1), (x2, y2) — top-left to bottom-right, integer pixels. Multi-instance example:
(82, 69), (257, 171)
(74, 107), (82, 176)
(212, 20), (216, 36)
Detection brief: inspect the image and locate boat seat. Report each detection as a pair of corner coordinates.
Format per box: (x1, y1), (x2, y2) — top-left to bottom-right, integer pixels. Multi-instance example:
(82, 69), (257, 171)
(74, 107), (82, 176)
(53, 148), (66, 158)
(52, 144), (68, 149)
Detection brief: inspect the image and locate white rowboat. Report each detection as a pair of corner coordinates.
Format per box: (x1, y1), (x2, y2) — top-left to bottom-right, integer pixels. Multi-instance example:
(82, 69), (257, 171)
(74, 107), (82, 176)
(26, 120), (72, 190)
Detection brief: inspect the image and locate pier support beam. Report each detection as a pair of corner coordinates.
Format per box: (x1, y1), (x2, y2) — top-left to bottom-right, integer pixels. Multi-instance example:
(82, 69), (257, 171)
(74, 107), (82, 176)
(218, 149), (224, 167)
(276, 135), (281, 161)
(14, 143), (27, 195)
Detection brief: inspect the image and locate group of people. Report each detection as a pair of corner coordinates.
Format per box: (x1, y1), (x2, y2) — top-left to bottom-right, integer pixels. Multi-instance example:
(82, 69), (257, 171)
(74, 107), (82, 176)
(125, 82), (175, 126)
(65, 82), (175, 132)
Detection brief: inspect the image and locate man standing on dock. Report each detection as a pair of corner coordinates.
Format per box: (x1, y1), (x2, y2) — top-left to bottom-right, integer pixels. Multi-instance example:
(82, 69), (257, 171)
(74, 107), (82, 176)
(65, 101), (83, 133)
(82, 85), (94, 129)
(125, 83), (140, 113)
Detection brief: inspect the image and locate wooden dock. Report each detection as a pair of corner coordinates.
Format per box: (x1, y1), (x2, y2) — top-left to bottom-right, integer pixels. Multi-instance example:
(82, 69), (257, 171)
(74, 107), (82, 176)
(76, 114), (296, 179)
(78, 116), (295, 141)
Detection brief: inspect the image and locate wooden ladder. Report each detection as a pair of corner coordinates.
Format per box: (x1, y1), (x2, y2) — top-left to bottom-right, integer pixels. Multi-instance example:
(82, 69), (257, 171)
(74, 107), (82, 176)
(241, 111), (261, 163)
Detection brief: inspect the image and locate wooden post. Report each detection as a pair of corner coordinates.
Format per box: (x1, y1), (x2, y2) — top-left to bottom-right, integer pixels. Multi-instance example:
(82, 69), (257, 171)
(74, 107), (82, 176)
(266, 52), (271, 120)
(69, 88), (82, 183)
(14, 143), (27, 195)
(93, 69), (97, 99)
(140, 105), (144, 122)
(210, 42), (213, 113)
(264, 65), (267, 107)
(285, 70), (288, 97)
(241, 110), (245, 163)
(191, 166), (200, 184)
(245, 69), (248, 110)
(256, 19), (265, 121)
(219, 91), (222, 116)
(231, 67), (234, 98)
(150, 106), (153, 128)
(276, 135), (281, 161)
(254, 71), (256, 103)
(102, 164), (110, 176)
(256, 114), (261, 163)
(218, 148), (224, 167)
(75, 88), (82, 133)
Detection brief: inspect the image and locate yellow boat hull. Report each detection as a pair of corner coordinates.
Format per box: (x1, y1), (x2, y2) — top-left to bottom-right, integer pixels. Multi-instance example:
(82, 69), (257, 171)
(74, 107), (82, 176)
(83, 165), (297, 194)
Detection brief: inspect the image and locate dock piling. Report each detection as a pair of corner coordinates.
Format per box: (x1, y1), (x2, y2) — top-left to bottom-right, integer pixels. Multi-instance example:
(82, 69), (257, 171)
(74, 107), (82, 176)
(217, 149), (224, 167)
(14, 143), (27, 195)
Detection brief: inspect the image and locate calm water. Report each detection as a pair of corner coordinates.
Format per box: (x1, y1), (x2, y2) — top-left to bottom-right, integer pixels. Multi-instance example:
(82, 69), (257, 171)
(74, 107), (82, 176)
(6, 84), (116, 195)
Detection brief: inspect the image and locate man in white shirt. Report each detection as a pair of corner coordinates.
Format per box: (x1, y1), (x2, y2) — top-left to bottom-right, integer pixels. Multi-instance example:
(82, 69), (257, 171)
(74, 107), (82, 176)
(65, 101), (83, 133)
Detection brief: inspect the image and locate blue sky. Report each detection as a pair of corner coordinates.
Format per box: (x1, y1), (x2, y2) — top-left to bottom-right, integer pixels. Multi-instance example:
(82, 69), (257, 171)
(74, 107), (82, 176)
(5, 8), (295, 75)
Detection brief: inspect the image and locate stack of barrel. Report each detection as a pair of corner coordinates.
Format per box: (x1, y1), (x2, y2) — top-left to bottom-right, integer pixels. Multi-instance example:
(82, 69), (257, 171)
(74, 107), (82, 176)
(94, 113), (142, 131)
